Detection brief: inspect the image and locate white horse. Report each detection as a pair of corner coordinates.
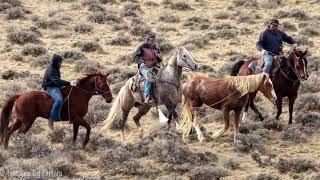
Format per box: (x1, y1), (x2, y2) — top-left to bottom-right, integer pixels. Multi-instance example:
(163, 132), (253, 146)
(101, 46), (198, 140)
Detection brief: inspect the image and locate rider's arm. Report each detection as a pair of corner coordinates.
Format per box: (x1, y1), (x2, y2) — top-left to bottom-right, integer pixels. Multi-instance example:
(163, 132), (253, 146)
(133, 45), (143, 64)
(281, 31), (296, 45)
(256, 31), (267, 52)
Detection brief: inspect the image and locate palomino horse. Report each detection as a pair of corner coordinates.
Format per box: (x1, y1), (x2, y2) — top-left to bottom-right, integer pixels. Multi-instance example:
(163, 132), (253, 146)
(0, 73), (113, 149)
(101, 46), (198, 139)
(230, 49), (309, 124)
(179, 73), (276, 143)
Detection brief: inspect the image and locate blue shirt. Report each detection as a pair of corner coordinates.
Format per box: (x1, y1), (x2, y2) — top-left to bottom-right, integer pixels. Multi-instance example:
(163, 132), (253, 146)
(256, 28), (296, 55)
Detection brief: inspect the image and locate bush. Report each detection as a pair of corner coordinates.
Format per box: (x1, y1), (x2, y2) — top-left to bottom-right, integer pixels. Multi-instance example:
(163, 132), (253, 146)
(237, 15), (255, 24)
(79, 0), (98, 6)
(48, 127), (66, 144)
(73, 41), (102, 52)
(301, 25), (320, 37)
(10, 135), (51, 158)
(296, 35), (313, 46)
(232, 0), (258, 7)
(74, 23), (93, 33)
(11, 53), (24, 61)
(88, 12), (121, 24)
(249, 173), (279, 180)
(282, 21), (297, 31)
(98, 147), (141, 175)
(111, 24), (129, 31)
(183, 35), (209, 49)
(87, 2), (105, 12)
(149, 138), (195, 164)
(262, 118), (284, 131)
(115, 53), (134, 66)
(85, 96), (112, 126)
(295, 93), (320, 112)
(7, 29), (40, 45)
(276, 157), (318, 173)
(171, 1), (191, 10)
(184, 16), (210, 30)
(239, 122), (264, 134)
(107, 35), (131, 46)
(295, 112), (320, 129)
(130, 24), (152, 37)
(107, 67), (136, 84)
(157, 37), (174, 54)
(34, 17), (65, 29)
(157, 25), (177, 32)
(58, 50), (86, 61)
(234, 134), (264, 153)
(280, 125), (307, 143)
(215, 11), (231, 19)
(24, 73), (42, 90)
(300, 72), (320, 93)
(121, 2), (141, 17)
(198, 64), (215, 73)
(21, 44), (47, 57)
(1, 69), (30, 80)
(159, 13), (180, 23)
(144, 1), (159, 6)
(187, 166), (231, 180)
(5, 6), (25, 20)
(48, 7), (63, 17)
(275, 9), (308, 20)
(223, 157), (240, 170)
(216, 28), (237, 39)
(99, 0), (116, 4)
(75, 59), (104, 73)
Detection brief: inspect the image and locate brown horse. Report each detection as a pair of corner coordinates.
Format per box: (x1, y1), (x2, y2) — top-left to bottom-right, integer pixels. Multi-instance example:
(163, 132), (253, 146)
(230, 49), (308, 124)
(0, 73), (113, 149)
(179, 73), (276, 143)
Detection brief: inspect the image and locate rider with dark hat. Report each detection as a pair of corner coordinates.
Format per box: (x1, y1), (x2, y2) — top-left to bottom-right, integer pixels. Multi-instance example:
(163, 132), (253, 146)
(133, 33), (163, 103)
(256, 18), (297, 74)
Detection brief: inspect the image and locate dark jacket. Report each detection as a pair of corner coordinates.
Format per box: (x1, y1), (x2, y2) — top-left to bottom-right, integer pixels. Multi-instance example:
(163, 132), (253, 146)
(256, 28), (296, 55)
(42, 54), (70, 90)
(133, 43), (162, 67)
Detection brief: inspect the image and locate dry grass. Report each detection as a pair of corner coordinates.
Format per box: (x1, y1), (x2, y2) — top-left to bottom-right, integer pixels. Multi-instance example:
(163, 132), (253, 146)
(0, 0), (319, 179)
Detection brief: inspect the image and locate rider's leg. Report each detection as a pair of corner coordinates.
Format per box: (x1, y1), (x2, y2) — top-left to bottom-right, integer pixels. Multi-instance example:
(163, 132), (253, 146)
(139, 67), (152, 102)
(47, 87), (63, 130)
(263, 54), (273, 74)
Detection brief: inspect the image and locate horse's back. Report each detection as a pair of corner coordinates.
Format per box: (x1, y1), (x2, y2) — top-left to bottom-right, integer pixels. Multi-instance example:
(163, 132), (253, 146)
(14, 90), (52, 118)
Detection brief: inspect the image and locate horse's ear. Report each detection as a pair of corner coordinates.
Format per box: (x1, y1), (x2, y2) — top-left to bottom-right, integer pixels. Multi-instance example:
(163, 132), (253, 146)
(303, 48), (308, 57)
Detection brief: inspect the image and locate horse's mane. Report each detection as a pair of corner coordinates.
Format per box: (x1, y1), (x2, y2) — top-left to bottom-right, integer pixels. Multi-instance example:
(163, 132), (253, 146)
(77, 73), (104, 84)
(227, 74), (264, 96)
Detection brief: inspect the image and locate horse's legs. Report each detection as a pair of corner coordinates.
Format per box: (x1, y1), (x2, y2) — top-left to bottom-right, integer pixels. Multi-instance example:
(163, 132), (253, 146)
(120, 110), (130, 141)
(234, 109), (241, 144)
(249, 93), (264, 121)
(212, 108), (230, 138)
(276, 96), (283, 120)
(74, 116), (91, 148)
(191, 109), (205, 142)
(72, 122), (80, 144)
(133, 105), (150, 138)
(288, 96), (297, 124)
(4, 120), (22, 149)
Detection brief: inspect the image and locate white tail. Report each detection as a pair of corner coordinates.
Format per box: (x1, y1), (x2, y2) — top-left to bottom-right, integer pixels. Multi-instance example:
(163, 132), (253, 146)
(100, 86), (125, 132)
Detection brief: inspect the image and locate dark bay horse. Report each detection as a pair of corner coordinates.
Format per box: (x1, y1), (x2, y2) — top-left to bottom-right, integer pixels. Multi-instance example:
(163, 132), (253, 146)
(230, 49), (308, 124)
(0, 73), (113, 149)
(179, 73), (276, 143)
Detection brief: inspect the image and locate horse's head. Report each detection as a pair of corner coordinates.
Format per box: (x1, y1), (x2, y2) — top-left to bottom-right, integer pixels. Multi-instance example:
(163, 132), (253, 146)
(78, 73), (113, 103)
(291, 48), (309, 80)
(258, 73), (277, 103)
(175, 46), (198, 70)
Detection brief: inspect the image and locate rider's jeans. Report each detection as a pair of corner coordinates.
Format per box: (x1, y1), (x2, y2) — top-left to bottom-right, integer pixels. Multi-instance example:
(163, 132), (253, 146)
(263, 54), (273, 74)
(139, 67), (152, 99)
(47, 87), (63, 121)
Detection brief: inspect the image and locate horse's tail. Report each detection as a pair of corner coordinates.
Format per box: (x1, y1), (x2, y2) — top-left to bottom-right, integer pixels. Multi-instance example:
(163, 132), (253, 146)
(0, 95), (20, 144)
(100, 86), (125, 131)
(179, 92), (193, 141)
(230, 60), (245, 76)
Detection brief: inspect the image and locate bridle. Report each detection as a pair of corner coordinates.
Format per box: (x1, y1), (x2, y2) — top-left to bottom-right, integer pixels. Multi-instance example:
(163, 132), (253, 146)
(74, 76), (111, 96)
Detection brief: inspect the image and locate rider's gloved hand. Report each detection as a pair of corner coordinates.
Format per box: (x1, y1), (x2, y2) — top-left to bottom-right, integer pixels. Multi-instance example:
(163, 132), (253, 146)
(261, 50), (268, 56)
(70, 81), (77, 87)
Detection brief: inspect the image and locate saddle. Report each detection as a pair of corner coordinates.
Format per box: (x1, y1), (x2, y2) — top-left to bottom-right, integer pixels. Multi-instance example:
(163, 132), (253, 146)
(248, 55), (284, 76)
(130, 70), (159, 105)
